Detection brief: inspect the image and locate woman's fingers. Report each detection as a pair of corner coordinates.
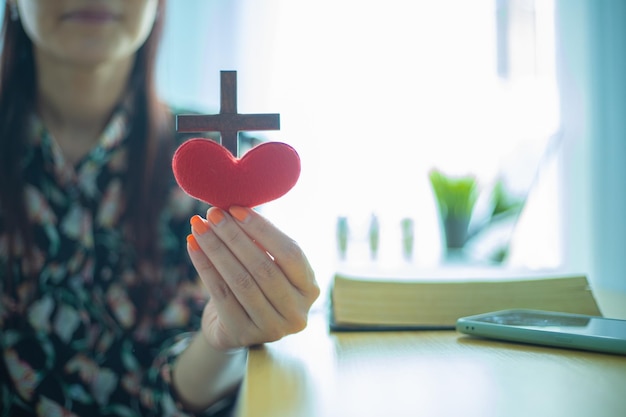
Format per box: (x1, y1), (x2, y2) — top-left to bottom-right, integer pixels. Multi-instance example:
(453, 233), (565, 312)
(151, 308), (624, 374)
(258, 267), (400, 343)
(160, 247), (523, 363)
(189, 215), (285, 332)
(207, 207), (315, 330)
(227, 206), (319, 302)
(188, 233), (284, 348)
(186, 207), (319, 348)
(186, 234), (256, 347)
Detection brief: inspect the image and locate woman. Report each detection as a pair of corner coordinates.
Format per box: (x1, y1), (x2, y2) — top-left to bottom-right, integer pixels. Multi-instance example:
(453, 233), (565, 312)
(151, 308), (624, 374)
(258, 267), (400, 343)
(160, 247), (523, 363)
(0, 1), (319, 416)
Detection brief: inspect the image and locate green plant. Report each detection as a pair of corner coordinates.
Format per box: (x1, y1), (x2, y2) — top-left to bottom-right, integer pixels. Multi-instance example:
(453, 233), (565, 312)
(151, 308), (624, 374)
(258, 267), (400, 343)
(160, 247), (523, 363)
(429, 169), (478, 250)
(429, 169), (526, 261)
(429, 169), (479, 220)
(490, 178), (524, 218)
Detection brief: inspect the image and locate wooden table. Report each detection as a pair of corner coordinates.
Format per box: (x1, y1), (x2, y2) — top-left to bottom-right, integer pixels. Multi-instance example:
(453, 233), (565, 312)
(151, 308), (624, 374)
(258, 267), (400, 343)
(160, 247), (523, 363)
(235, 290), (626, 417)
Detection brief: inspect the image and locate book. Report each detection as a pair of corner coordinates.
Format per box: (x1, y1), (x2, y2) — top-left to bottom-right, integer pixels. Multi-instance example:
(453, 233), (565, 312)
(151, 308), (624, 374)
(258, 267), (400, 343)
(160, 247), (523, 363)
(329, 265), (601, 330)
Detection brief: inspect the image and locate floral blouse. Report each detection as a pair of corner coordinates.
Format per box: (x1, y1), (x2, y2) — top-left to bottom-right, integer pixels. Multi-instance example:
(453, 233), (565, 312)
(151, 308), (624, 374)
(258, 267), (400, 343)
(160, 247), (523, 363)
(0, 105), (226, 417)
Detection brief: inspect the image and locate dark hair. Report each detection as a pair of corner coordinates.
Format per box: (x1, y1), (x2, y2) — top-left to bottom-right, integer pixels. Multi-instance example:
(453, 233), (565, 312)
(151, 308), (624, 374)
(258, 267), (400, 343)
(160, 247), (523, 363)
(0, 1), (172, 287)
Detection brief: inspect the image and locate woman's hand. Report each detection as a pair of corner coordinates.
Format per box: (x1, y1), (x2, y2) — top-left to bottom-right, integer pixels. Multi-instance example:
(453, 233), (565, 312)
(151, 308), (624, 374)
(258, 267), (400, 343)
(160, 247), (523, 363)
(187, 206), (319, 351)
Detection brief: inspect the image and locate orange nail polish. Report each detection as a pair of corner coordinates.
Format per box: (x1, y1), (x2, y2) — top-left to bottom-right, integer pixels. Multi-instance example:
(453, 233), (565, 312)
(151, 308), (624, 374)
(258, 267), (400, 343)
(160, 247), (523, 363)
(187, 234), (201, 251)
(229, 206), (250, 223)
(208, 208), (225, 226)
(190, 215), (209, 234)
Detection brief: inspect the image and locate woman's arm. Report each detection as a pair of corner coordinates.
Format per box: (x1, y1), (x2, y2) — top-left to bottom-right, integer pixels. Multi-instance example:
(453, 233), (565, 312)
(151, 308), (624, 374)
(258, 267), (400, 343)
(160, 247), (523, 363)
(172, 205), (319, 411)
(172, 332), (246, 412)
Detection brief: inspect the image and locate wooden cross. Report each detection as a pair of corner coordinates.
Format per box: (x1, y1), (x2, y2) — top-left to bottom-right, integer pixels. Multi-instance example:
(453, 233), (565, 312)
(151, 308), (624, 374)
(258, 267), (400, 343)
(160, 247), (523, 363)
(176, 71), (280, 157)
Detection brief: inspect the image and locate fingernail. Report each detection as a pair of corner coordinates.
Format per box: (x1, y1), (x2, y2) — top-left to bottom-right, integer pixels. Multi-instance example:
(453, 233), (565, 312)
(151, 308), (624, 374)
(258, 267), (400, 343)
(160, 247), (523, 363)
(187, 234), (201, 251)
(207, 207), (225, 226)
(229, 206), (250, 223)
(190, 215), (210, 235)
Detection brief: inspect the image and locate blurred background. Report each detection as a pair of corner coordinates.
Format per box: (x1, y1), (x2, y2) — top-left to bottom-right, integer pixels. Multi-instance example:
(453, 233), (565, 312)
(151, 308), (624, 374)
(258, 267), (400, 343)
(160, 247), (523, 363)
(156, 0), (626, 296)
(4, 1), (623, 296)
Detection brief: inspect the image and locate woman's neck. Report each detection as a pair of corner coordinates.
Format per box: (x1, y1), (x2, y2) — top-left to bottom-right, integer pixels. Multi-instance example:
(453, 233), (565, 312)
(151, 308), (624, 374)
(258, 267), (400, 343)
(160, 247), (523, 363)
(34, 50), (135, 165)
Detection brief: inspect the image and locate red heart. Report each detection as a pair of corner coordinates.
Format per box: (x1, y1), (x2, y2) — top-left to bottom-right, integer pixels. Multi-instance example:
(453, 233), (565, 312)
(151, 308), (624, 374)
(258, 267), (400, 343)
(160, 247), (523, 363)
(172, 138), (301, 209)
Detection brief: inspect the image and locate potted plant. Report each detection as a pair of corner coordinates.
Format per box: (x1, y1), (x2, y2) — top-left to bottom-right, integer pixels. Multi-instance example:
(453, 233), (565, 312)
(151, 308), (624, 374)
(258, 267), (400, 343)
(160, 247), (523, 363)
(429, 169), (479, 252)
(429, 169), (525, 263)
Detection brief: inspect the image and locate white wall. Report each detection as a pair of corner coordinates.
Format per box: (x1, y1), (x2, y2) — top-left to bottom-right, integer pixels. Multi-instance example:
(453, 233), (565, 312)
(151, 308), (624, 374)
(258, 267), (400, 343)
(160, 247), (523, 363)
(556, 0), (626, 292)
